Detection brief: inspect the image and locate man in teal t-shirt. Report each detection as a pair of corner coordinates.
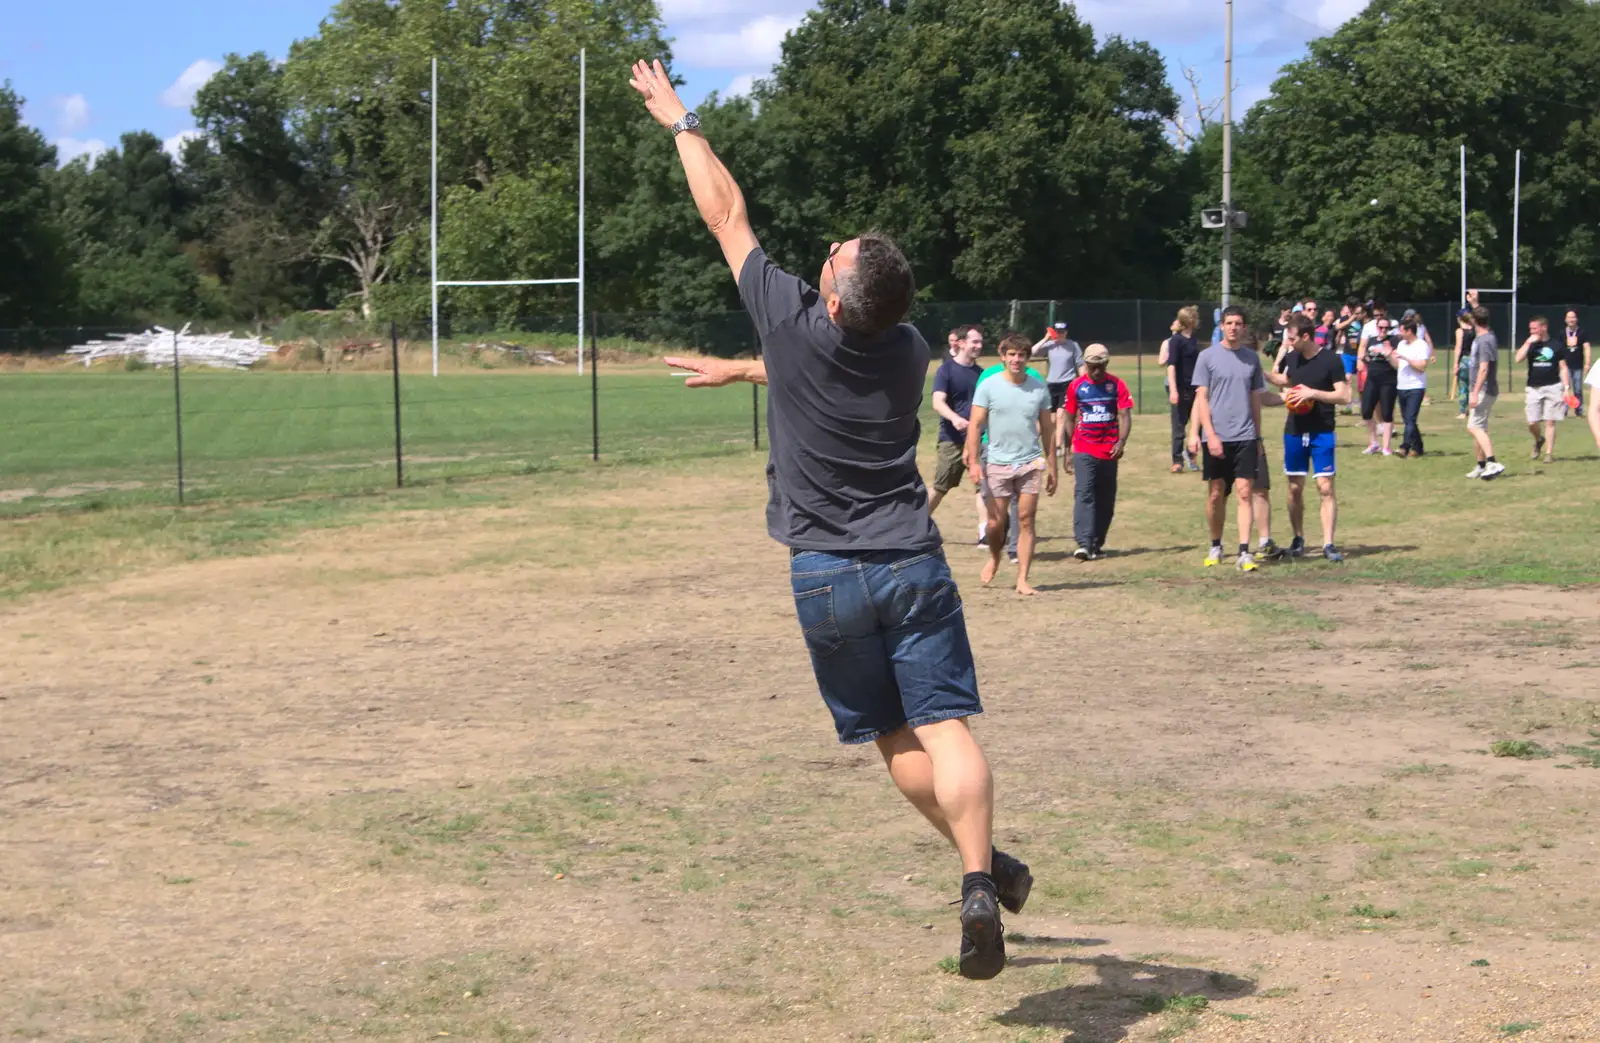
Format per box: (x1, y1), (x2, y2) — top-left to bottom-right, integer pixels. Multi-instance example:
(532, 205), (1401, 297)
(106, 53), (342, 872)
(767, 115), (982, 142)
(965, 334), (1057, 596)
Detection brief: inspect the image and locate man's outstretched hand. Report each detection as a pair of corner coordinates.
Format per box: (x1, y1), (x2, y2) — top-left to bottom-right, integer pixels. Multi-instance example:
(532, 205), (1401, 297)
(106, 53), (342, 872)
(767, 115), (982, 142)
(665, 356), (752, 388)
(629, 60), (689, 131)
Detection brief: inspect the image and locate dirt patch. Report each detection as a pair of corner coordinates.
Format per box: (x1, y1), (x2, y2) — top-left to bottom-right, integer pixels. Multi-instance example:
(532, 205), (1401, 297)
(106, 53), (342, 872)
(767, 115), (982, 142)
(0, 480), (146, 504)
(2, 468), (1597, 1041)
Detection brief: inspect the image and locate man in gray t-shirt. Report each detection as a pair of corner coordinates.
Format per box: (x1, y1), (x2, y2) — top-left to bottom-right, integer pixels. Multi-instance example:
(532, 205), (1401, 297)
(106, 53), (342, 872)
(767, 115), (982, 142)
(1187, 306), (1267, 571)
(1465, 307), (1504, 478)
(1032, 323), (1086, 426)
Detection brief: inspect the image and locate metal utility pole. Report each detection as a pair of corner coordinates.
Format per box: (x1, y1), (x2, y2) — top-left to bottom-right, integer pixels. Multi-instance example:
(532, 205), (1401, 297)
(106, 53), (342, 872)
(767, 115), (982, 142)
(1221, 0), (1233, 307)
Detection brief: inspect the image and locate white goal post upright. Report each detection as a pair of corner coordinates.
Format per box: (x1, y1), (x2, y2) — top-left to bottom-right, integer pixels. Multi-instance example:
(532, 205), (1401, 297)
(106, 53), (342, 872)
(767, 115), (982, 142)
(430, 50), (587, 378)
(1460, 145), (1522, 334)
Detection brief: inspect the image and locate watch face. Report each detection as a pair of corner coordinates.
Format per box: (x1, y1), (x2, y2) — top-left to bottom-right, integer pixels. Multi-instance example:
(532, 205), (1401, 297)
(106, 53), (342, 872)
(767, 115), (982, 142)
(683, 112), (701, 130)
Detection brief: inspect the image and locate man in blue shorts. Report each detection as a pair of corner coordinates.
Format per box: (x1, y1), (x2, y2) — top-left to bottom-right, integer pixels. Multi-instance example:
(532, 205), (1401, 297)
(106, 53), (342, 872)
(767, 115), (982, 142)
(1267, 314), (1352, 562)
(630, 59), (1028, 981)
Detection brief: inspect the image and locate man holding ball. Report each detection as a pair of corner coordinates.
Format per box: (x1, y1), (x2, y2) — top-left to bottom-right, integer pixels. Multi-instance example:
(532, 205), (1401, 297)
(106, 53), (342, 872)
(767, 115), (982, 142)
(1267, 314), (1352, 562)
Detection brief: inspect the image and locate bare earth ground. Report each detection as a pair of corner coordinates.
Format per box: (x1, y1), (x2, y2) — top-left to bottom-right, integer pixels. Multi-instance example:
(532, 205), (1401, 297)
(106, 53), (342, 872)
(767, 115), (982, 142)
(3, 461), (1598, 1042)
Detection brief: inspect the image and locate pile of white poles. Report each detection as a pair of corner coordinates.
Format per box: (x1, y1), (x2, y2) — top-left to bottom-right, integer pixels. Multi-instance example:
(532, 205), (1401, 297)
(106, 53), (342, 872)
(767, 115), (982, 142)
(66, 324), (276, 370)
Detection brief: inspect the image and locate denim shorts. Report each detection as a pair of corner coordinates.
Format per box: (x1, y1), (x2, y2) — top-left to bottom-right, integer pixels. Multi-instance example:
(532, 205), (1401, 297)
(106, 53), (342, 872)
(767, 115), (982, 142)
(789, 549), (982, 745)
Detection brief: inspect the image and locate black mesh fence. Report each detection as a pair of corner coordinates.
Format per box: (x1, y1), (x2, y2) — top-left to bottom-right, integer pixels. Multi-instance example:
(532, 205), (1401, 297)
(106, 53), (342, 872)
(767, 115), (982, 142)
(2, 299), (1590, 516)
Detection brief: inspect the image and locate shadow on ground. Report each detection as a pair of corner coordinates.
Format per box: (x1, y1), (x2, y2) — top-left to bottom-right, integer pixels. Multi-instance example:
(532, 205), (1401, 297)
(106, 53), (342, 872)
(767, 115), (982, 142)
(992, 953), (1256, 1043)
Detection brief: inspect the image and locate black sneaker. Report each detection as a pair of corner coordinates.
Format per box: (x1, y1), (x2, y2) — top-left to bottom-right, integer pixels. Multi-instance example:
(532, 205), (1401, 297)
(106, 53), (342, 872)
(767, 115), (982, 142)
(1287, 536), (1306, 559)
(958, 888), (1006, 980)
(1258, 538), (1283, 561)
(1072, 547), (1091, 562)
(991, 849), (1033, 915)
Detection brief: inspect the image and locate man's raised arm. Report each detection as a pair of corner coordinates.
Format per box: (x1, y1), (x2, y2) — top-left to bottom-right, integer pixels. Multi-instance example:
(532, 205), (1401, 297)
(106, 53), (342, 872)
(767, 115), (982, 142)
(629, 60), (759, 282)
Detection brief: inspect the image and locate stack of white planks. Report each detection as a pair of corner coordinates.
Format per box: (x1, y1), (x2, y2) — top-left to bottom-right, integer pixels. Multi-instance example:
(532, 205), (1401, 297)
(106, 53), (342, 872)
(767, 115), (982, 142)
(66, 324), (276, 370)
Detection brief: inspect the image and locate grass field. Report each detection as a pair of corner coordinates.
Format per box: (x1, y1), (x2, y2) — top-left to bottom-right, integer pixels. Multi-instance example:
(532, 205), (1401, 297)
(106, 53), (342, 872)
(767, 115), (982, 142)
(0, 345), (1530, 518)
(4, 392), (1600, 1040)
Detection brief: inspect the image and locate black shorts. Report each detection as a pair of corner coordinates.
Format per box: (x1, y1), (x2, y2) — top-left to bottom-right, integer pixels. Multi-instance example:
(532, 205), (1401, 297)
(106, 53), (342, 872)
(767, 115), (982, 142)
(1048, 382), (1070, 412)
(1203, 439), (1262, 490)
(1362, 371), (1398, 422)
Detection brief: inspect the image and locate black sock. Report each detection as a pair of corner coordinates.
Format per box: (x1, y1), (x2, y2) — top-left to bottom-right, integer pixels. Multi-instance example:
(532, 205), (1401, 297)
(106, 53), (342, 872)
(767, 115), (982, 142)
(1238, 543), (1249, 556)
(962, 870), (997, 901)
(1487, 456), (1497, 464)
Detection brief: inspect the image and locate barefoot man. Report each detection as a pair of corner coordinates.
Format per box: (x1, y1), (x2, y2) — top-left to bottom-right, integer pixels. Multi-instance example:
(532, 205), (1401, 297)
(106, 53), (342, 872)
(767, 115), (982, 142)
(965, 333), (1058, 596)
(631, 59), (1029, 980)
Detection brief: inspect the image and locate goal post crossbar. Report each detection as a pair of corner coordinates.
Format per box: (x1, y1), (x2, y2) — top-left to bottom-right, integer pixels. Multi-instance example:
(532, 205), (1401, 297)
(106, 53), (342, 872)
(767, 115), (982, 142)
(430, 51), (586, 377)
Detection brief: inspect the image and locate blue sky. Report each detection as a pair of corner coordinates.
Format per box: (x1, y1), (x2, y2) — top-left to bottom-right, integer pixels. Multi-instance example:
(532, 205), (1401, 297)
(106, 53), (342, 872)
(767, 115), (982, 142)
(3, 0), (1368, 165)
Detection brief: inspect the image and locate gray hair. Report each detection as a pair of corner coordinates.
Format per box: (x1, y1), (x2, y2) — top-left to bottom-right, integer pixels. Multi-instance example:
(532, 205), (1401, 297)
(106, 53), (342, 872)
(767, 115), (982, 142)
(835, 233), (915, 335)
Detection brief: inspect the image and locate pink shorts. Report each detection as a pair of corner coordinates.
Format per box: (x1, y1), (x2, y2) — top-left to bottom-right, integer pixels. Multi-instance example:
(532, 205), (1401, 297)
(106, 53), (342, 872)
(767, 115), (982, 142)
(983, 458), (1044, 499)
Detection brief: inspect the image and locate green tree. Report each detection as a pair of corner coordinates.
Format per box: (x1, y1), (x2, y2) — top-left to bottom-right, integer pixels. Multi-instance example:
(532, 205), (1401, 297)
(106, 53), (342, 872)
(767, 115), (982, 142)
(739, 0), (1186, 300)
(0, 83), (73, 325)
(1237, 0), (1600, 302)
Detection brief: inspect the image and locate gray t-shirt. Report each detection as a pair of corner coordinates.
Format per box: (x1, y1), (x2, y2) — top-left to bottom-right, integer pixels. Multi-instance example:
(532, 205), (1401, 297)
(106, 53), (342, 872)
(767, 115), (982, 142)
(739, 250), (941, 553)
(1192, 344), (1266, 443)
(973, 373), (1050, 467)
(1044, 339), (1085, 385)
(1470, 330), (1500, 397)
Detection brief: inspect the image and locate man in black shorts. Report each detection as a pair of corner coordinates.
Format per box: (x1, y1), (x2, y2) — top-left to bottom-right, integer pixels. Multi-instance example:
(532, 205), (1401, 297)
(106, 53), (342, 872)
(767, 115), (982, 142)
(1187, 306), (1266, 572)
(631, 59), (1028, 980)
(929, 329), (983, 514)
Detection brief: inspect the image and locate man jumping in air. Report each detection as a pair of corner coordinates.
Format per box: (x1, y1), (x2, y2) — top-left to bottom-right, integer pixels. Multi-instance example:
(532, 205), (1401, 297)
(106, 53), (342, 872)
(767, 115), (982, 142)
(631, 59), (1028, 981)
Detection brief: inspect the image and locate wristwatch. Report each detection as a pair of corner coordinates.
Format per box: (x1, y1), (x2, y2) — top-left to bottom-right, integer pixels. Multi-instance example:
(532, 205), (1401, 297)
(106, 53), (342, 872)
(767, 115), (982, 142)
(670, 111), (701, 136)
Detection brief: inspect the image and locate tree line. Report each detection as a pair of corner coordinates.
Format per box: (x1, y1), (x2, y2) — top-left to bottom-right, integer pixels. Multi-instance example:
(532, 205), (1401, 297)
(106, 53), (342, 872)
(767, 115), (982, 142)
(2, 0), (1597, 332)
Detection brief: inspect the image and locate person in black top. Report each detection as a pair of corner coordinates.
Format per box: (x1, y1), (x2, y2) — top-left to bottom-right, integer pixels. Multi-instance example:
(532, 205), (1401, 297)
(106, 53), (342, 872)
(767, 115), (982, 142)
(1516, 315), (1573, 463)
(1561, 309), (1590, 418)
(1360, 315), (1399, 455)
(629, 59), (1026, 981)
(1267, 314), (1352, 561)
(1452, 308), (1476, 418)
(929, 329), (983, 513)
(1165, 305), (1201, 473)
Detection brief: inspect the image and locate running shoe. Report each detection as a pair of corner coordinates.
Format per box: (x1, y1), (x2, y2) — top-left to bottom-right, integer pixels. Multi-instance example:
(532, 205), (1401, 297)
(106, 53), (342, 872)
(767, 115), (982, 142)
(1532, 436), (1545, 461)
(991, 849), (1033, 915)
(1382, 448), (1393, 457)
(1288, 536), (1307, 558)
(1007, 553), (1019, 565)
(957, 888), (1006, 980)
(1186, 457), (1201, 473)
(1258, 538), (1282, 561)
(1237, 553), (1258, 573)
(1362, 444), (1380, 455)
(1465, 464), (1484, 479)
(1481, 461), (1506, 479)
(1073, 547), (1091, 562)
(1396, 448), (1410, 459)
(1170, 463), (1184, 474)
(1324, 545), (1346, 564)
(1543, 453), (1554, 464)
(1203, 548), (1223, 567)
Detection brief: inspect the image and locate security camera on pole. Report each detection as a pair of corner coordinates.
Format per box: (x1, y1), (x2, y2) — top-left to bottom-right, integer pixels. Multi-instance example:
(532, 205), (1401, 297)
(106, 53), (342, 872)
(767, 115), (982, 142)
(1200, 0), (1246, 308)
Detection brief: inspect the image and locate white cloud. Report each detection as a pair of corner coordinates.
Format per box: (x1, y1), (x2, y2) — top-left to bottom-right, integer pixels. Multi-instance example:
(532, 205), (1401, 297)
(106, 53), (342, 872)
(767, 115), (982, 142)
(725, 74), (757, 98)
(159, 58), (223, 109)
(53, 93), (91, 134)
(660, 0), (808, 19)
(1316, 0), (1371, 31)
(54, 136), (107, 166)
(673, 14), (799, 69)
(163, 129), (203, 160)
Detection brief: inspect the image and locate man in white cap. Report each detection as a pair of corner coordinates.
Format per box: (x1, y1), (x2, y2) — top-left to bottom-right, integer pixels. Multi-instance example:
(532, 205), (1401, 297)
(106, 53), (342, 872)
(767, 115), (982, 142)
(1062, 344), (1133, 560)
(1033, 321), (1086, 455)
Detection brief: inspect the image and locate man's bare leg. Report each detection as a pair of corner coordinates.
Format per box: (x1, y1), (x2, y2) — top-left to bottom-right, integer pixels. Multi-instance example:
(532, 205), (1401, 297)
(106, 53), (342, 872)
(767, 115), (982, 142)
(1234, 479), (1256, 549)
(875, 719), (993, 874)
(1286, 476), (1307, 540)
(1546, 418), (1558, 459)
(1206, 480), (1227, 542)
(1252, 490), (1272, 544)
(981, 494), (1009, 586)
(1471, 427), (1495, 463)
(1588, 401), (1600, 450)
(1317, 476), (1338, 547)
(1014, 492), (1040, 596)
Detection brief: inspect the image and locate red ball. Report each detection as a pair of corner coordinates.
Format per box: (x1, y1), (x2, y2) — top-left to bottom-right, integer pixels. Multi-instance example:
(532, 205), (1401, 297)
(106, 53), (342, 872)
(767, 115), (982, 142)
(1286, 393), (1315, 415)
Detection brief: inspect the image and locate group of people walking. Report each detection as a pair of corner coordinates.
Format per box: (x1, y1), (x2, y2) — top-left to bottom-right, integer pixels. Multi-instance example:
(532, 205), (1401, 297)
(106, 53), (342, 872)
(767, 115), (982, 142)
(928, 321), (1132, 595)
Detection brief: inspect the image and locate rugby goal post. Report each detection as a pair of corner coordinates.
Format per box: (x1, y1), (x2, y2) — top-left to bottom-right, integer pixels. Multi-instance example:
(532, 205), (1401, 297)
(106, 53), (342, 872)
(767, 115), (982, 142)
(1460, 145), (1521, 342)
(430, 50), (587, 377)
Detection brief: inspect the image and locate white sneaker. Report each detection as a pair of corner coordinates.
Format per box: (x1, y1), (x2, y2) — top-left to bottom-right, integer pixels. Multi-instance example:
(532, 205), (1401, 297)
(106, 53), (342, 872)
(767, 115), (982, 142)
(1480, 461), (1506, 480)
(1237, 553), (1259, 573)
(1465, 464), (1484, 479)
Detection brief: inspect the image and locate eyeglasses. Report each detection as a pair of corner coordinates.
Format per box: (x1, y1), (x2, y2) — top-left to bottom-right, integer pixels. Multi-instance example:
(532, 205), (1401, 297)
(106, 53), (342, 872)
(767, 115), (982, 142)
(825, 241), (844, 284)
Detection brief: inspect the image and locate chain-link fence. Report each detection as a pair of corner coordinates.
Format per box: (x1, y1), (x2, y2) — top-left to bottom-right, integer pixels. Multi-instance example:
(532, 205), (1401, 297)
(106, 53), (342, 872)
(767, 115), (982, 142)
(3, 300), (1592, 516)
